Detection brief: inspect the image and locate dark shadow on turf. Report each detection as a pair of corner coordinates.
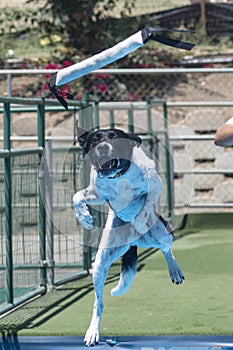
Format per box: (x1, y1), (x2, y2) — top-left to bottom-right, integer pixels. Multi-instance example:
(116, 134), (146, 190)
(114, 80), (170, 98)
(0, 279), (94, 335)
(0, 227), (195, 336)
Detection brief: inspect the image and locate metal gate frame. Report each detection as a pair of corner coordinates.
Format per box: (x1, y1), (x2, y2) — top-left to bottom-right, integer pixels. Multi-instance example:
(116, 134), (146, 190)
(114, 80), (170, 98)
(0, 95), (94, 315)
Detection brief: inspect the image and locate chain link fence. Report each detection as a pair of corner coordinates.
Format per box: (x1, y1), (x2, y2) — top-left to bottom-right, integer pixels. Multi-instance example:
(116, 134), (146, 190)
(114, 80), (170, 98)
(1, 68), (233, 214)
(77, 71), (184, 102)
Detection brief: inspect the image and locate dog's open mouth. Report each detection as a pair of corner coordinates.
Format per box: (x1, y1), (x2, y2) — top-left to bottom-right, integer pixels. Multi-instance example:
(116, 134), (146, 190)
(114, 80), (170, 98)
(97, 158), (120, 177)
(96, 158), (129, 178)
(100, 158), (119, 170)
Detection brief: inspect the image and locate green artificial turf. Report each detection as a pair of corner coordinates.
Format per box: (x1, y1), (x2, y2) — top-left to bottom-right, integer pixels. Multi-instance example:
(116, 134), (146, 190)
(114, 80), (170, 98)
(1, 214), (233, 337)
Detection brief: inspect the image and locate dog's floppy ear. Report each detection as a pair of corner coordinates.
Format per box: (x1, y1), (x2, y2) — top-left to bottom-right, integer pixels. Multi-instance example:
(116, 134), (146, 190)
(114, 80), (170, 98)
(127, 133), (142, 147)
(76, 121), (90, 150)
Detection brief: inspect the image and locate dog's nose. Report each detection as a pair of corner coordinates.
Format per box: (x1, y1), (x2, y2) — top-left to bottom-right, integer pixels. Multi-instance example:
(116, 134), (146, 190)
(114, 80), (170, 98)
(97, 143), (110, 154)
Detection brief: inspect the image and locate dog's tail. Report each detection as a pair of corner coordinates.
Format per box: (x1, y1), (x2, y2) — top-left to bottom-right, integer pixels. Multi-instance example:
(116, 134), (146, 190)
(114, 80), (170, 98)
(111, 246), (137, 296)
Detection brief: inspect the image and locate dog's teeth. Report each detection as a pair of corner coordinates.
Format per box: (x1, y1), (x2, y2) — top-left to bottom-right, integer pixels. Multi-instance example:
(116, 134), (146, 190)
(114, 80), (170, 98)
(117, 158), (120, 167)
(109, 159), (115, 169)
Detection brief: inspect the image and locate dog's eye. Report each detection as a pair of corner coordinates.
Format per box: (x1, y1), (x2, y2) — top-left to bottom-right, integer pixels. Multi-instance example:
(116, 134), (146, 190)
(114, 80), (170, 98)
(108, 132), (116, 139)
(92, 132), (105, 144)
(92, 136), (99, 143)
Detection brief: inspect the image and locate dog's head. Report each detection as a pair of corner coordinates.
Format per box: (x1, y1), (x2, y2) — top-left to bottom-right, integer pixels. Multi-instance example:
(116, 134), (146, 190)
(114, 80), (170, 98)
(76, 126), (142, 178)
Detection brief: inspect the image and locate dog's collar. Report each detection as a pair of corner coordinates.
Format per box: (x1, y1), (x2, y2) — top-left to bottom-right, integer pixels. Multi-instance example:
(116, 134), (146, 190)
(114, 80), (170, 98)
(107, 162), (131, 179)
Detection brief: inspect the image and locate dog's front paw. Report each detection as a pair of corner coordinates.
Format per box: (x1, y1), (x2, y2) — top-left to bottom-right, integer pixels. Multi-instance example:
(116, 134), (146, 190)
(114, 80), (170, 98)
(80, 213), (94, 230)
(77, 210), (94, 230)
(84, 324), (99, 347)
(74, 205), (94, 230)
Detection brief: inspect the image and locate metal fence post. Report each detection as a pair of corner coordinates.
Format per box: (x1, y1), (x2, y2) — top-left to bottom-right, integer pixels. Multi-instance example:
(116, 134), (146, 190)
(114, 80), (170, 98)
(146, 98), (152, 134)
(44, 139), (55, 290)
(78, 97), (93, 272)
(162, 100), (174, 223)
(37, 99), (47, 287)
(7, 74), (12, 97)
(37, 99), (45, 149)
(3, 101), (13, 305)
(93, 101), (99, 129)
(128, 107), (134, 133)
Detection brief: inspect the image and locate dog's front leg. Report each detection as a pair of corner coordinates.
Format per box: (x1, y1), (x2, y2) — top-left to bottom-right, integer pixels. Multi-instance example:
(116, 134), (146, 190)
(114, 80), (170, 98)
(84, 250), (107, 346)
(84, 247), (126, 346)
(73, 190), (94, 230)
(73, 185), (105, 230)
(84, 215), (130, 346)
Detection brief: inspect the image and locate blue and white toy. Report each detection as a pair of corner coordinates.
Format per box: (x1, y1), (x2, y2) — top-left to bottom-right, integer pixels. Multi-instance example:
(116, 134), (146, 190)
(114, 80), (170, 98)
(49, 26), (195, 109)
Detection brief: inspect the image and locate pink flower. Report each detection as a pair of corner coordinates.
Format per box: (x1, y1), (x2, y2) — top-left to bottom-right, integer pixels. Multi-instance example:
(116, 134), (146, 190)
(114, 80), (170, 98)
(92, 73), (109, 79)
(100, 84), (108, 93)
(44, 63), (59, 70)
(42, 83), (49, 91)
(92, 85), (98, 91)
(60, 85), (71, 93)
(62, 60), (73, 68)
(128, 93), (142, 101)
(44, 63), (60, 79)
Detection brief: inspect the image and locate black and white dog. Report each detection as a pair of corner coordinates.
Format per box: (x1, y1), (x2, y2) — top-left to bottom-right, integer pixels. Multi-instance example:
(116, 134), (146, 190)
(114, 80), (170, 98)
(73, 127), (184, 346)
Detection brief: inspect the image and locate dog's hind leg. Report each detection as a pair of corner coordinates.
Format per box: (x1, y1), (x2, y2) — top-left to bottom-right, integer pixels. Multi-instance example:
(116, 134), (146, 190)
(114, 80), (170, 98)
(162, 248), (185, 285)
(111, 246), (137, 296)
(84, 216), (130, 346)
(157, 216), (185, 285)
(136, 213), (184, 285)
(156, 217), (185, 285)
